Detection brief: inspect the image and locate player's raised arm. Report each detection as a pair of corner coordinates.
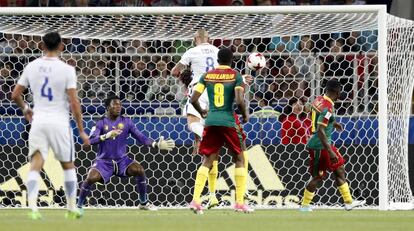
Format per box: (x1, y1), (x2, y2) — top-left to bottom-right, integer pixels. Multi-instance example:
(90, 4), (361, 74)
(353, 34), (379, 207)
(66, 68), (90, 146)
(235, 74), (249, 123)
(171, 62), (187, 78)
(128, 119), (175, 151)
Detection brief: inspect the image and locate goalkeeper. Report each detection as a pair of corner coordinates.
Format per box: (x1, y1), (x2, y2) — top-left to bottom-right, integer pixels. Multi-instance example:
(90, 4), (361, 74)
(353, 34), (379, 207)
(77, 95), (175, 213)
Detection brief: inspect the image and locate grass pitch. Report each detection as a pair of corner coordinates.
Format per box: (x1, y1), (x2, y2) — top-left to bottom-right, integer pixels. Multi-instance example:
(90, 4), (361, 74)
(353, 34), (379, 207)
(1, 209), (413, 231)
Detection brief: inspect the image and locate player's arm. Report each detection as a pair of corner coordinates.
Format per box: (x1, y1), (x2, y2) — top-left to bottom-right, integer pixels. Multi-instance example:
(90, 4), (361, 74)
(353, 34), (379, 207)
(11, 84), (33, 122)
(11, 66), (33, 122)
(66, 67), (90, 145)
(235, 73), (249, 123)
(171, 49), (192, 78)
(89, 120), (122, 145)
(128, 119), (175, 151)
(316, 109), (337, 163)
(171, 63), (187, 78)
(190, 74), (207, 118)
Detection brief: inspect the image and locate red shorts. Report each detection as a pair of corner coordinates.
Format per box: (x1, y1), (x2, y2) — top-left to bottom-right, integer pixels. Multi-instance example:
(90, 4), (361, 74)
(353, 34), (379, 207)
(308, 145), (345, 177)
(199, 125), (245, 156)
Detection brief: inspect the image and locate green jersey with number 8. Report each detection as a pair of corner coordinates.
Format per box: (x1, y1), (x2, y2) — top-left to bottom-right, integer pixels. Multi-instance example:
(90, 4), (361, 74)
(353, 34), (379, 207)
(193, 65), (244, 128)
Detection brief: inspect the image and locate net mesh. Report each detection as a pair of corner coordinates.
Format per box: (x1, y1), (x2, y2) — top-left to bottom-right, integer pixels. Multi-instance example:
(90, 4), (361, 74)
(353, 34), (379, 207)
(0, 9), (412, 209)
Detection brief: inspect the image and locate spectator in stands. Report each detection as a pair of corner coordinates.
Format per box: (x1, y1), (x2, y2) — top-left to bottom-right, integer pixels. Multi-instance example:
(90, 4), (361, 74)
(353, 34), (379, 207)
(269, 35), (300, 53)
(146, 60), (179, 102)
(125, 40), (146, 54)
(0, 63), (13, 100)
(27, 0), (63, 6)
(0, 34), (14, 55)
(321, 38), (353, 107)
(279, 97), (311, 145)
(28, 36), (41, 53)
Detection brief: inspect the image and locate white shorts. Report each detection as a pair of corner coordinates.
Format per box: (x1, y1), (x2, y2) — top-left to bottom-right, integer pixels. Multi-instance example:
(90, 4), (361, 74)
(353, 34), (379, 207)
(183, 88), (209, 120)
(28, 122), (75, 162)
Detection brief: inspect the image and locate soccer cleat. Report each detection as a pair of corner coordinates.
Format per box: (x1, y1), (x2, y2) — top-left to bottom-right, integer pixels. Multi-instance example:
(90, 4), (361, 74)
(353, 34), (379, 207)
(189, 200), (204, 215)
(345, 199), (366, 211)
(299, 206), (313, 212)
(28, 210), (42, 220)
(234, 203), (254, 213)
(207, 196), (219, 209)
(78, 207), (84, 217)
(138, 203), (158, 211)
(65, 209), (83, 219)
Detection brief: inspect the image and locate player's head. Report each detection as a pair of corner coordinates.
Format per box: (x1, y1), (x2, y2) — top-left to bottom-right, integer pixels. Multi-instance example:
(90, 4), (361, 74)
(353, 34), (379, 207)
(42, 31), (62, 52)
(105, 94), (122, 117)
(193, 28), (209, 45)
(217, 48), (233, 66)
(325, 79), (341, 101)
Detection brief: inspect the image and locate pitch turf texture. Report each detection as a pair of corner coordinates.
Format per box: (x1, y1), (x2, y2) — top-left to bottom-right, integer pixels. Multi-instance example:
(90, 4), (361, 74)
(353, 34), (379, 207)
(1, 209), (413, 231)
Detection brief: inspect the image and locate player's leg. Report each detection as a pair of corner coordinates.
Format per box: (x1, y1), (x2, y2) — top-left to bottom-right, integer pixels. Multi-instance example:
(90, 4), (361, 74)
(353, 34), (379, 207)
(207, 154), (219, 209)
(125, 161), (157, 210)
(223, 126), (252, 213)
(300, 149), (326, 212)
(26, 123), (48, 219)
(49, 125), (82, 218)
(60, 161), (82, 218)
(234, 113), (251, 201)
(27, 151), (45, 220)
(191, 153), (217, 214)
(191, 126), (222, 214)
(331, 147), (365, 210)
(77, 168), (104, 209)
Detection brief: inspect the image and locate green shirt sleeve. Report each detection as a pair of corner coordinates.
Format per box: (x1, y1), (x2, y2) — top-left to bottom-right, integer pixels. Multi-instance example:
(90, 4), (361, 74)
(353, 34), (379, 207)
(317, 108), (333, 127)
(235, 73), (244, 89)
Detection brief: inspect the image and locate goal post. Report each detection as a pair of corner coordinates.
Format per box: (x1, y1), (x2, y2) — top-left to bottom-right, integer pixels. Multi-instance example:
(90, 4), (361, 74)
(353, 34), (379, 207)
(0, 5), (413, 210)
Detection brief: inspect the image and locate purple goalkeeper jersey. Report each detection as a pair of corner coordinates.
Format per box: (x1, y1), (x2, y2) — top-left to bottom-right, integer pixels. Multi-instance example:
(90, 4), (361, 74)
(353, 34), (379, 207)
(89, 116), (152, 159)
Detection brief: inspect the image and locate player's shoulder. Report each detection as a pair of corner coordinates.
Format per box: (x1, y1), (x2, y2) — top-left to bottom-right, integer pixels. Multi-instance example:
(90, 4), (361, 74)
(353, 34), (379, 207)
(312, 95), (333, 112)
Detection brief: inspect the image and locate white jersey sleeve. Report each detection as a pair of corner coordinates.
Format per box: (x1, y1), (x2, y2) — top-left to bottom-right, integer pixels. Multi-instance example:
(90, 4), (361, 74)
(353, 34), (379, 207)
(66, 66), (77, 89)
(179, 48), (194, 66)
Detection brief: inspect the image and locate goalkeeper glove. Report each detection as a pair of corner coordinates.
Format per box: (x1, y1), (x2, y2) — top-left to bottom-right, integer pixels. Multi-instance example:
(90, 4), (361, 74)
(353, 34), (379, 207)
(152, 136), (175, 151)
(100, 129), (122, 141)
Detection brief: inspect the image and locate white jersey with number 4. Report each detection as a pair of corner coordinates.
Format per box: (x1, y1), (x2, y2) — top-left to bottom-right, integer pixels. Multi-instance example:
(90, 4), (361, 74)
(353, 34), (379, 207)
(179, 43), (219, 86)
(17, 56), (77, 125)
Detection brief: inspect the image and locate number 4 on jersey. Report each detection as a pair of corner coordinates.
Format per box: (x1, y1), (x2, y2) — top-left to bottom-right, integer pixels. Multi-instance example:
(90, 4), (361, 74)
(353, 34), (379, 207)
(41, 77), (53, 101)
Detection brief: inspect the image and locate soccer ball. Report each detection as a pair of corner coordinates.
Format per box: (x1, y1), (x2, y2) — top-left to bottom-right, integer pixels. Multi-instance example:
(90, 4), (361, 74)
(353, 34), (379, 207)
(247, 52), (266, 71)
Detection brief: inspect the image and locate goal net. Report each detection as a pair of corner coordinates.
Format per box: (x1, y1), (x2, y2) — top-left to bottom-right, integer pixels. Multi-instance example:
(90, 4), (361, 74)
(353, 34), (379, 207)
(0, 6), (412, 210)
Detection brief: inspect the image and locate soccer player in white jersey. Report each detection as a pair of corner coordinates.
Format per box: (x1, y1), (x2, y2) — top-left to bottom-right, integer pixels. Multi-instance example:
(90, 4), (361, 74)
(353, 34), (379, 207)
(172, 29), (251, 208)
(11, 32), (90, 220)
(172, 29), (221, 208)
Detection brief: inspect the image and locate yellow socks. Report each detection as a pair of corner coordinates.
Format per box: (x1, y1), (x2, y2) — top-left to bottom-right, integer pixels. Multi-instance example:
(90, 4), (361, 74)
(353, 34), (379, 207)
(192, 166), (209, 204)
(243, 151), (249, 175)
(208, 161), (218, 195)
(235, 167), (246, 204)
(338, 182), (353, 204)
(302, 188), (315, 206)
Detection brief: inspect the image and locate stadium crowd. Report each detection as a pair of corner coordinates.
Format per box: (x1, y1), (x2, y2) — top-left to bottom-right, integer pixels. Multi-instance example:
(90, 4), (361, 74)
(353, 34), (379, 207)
(0, 29), (379, 117)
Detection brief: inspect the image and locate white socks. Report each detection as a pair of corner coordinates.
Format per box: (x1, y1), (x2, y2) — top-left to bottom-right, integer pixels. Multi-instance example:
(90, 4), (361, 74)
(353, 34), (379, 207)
(27, 170), (40, 211)
(63, 169), (77, 211)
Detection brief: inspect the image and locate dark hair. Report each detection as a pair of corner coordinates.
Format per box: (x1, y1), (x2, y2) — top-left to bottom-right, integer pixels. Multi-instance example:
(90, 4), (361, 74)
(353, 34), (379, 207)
(217, 48), (233, 65)
(105, 94), (120, 108)
(326, 79), (341, 93)
(42, 32), (61, 51)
